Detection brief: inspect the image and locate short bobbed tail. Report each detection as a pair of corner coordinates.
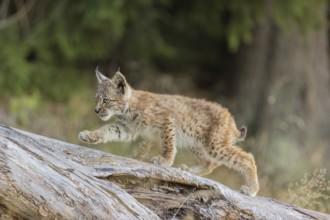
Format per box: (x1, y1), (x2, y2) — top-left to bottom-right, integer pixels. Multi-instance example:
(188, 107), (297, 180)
(238, 126), (247, 141)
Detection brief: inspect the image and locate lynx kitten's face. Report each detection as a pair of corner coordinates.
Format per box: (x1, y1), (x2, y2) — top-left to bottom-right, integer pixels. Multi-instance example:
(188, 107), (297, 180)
(94, 68), (131, 121)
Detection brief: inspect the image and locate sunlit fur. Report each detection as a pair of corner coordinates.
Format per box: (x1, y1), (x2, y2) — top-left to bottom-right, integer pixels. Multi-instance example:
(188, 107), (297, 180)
(79, 68), (259, 197)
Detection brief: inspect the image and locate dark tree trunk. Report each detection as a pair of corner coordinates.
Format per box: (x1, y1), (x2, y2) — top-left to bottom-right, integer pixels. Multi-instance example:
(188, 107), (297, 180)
(233, 3), (330, 182)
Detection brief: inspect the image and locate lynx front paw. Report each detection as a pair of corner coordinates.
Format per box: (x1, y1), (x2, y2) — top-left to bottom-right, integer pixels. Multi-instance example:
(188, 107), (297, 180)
(151, 156), (171, 166)
(78, 130), (102, 144)
(239, 185), (257, 197)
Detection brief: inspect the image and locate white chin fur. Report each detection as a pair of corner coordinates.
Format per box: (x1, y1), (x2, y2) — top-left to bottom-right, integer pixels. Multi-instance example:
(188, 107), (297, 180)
(99, 114), (112, 121)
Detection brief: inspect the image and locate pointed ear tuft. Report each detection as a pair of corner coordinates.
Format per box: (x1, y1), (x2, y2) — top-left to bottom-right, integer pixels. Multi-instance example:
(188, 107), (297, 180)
(112, 71), (127, 95)
(95, 66), (109, 83)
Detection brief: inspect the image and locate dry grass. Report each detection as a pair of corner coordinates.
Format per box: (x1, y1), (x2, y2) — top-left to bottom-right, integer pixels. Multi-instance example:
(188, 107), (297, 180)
(285, 168), (330, 213)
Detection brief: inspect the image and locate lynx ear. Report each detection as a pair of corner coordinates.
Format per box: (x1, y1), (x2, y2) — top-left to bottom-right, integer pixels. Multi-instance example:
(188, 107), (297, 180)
(112, 70), (128, 95)
(95, 66), (109, 83)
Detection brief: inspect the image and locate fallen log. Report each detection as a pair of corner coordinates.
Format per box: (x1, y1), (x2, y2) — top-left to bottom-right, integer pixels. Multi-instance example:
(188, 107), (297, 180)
(0, 125), (328, 219)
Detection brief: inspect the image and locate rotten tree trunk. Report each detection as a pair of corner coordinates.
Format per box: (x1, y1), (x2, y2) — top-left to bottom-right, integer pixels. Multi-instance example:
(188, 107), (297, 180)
(0, 125), (329, 220)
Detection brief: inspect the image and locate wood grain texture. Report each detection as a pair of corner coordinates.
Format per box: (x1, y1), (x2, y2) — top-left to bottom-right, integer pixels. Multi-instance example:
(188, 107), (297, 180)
(0, 125), (329, 219)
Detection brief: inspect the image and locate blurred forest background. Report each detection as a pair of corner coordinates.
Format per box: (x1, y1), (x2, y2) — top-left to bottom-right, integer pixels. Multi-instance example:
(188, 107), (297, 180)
(0, 0), (329, 213)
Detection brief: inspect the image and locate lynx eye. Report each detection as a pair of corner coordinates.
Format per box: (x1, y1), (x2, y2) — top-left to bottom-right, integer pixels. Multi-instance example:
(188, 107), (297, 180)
(103, 98), (110, 104)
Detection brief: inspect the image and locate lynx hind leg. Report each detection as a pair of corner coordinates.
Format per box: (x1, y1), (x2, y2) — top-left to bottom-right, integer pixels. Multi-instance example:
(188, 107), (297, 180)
(215, 146), (259, 197)
(180, 150), (219, 176)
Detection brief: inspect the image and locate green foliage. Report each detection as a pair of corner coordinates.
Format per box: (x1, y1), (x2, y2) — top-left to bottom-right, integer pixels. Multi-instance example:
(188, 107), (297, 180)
(9, 91), (42, 126)
(225, 1), (263, 52)
(0, 0), (325, 101)
(273, 0), (326, 33)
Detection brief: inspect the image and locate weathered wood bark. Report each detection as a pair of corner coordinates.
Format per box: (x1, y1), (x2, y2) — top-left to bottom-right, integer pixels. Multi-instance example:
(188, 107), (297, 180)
(0, 125), (329, 220)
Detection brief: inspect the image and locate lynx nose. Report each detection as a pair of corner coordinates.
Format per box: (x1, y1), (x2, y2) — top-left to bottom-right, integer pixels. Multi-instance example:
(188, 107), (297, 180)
(95, 108), (101, 114)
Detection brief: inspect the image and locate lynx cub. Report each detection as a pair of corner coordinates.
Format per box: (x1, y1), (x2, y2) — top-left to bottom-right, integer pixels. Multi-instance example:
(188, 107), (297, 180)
(79, 67), (259, 196)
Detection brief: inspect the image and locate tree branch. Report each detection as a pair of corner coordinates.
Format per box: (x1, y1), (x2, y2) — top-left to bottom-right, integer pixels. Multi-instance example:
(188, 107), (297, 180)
(0, 0), (37, 30)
